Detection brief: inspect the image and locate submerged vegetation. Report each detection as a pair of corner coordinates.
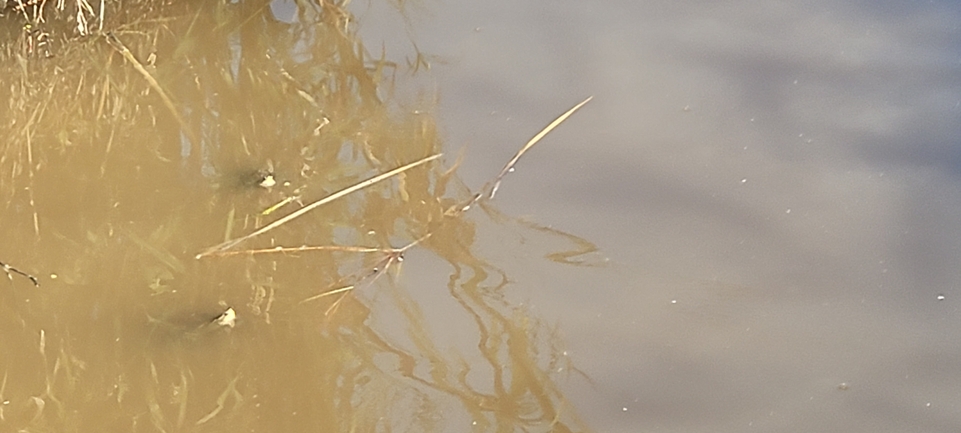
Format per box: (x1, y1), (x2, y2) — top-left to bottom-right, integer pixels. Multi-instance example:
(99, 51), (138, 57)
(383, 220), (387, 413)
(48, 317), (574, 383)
(0, 1), (596, 431)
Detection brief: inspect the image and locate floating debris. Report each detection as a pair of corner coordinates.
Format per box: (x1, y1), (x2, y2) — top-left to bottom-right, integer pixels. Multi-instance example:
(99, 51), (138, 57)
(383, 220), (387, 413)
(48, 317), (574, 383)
(1, 260), (39, 287)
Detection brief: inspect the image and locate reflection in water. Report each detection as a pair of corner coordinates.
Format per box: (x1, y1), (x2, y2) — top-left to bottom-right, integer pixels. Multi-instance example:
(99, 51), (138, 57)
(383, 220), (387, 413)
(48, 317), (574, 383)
(0, 1), (595, 432)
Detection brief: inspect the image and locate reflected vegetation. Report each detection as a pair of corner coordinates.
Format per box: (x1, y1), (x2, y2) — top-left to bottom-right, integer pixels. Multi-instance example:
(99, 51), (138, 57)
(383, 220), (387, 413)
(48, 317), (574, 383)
(1, 1), (596, 431)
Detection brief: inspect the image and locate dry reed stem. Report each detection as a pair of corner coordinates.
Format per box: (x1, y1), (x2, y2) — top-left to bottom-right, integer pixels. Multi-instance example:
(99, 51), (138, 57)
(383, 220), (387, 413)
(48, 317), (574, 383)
(196, 154), (442, 258)
(104, 32), (199, 146)
(300, 285), (355, 304)
(0, 372), (6, 421)
(447, 96), (593, 216)
(301, 234), (430, 307)
(213, 233), (433, 258)
(261, 195), (299, 216)
(205, 245), (385, 258)
(195, 375), (241, 425)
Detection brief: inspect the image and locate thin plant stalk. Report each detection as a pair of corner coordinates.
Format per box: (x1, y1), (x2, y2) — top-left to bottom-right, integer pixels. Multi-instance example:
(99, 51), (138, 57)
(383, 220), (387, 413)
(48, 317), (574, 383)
(104, 32), (199, 147)
(197, 154), (442, 258)
(448, 96), (593, 215)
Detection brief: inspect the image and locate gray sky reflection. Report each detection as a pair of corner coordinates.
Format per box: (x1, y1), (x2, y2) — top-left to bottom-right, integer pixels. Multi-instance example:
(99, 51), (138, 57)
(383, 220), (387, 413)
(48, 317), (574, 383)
(357, 0), (961, 431)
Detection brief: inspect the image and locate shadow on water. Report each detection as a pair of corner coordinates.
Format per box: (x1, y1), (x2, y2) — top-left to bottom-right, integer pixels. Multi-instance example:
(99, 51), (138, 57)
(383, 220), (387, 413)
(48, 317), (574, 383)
(0, 1), (597, 431)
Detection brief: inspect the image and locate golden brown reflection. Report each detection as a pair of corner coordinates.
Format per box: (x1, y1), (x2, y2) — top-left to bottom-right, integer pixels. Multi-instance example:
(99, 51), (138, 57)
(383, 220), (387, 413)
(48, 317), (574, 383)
(0, 1), (595, 431)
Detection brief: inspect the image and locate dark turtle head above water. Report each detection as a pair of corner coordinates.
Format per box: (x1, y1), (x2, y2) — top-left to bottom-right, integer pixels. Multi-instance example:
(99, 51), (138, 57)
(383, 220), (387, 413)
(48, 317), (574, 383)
(218, 160), (278, 191)
(248, 168), (276, 189)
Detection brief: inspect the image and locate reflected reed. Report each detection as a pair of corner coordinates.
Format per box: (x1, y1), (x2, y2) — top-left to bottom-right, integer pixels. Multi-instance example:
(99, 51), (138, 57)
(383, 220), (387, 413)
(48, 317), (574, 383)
(0, 1), (597, 431)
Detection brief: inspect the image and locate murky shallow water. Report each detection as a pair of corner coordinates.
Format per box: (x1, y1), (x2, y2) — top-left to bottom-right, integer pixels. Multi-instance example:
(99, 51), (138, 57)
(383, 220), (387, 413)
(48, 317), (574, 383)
(2, 0), (961, 432)
(2, 2), (597, 431)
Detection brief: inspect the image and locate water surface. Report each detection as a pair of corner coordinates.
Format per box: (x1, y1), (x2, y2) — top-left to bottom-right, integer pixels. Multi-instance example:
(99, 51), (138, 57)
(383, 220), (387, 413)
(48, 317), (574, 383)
(357, 1), (961, 431)
(2, 0), (961, 432)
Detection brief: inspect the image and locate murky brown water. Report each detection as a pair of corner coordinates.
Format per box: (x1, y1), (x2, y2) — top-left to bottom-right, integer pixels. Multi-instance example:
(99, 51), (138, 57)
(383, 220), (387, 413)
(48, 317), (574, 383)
(0, 2), (596, 432)
(4, 0), (961, 432)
